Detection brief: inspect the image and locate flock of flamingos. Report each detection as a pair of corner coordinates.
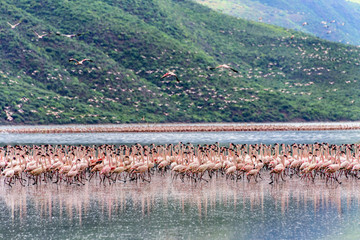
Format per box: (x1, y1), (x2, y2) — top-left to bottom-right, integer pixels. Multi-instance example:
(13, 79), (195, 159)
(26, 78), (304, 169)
(3, 20), (359, 189)
(1, 141), (358, 187)
(2, 123), (360, 134)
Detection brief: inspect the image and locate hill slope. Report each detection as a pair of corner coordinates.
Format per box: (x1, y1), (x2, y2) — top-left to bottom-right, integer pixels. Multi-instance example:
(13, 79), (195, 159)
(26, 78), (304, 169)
(194, 0), (360, 45)
(0, 0), (360, 124)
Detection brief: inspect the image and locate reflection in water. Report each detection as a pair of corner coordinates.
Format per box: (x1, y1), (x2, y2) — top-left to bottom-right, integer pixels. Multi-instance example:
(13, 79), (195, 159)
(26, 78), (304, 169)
(1, 174), (360, 239)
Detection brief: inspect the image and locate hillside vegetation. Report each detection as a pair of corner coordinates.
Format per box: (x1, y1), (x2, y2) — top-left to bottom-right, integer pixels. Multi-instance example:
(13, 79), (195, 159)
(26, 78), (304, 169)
(0, 0), (360, 124)
(195, 0), (360, 45)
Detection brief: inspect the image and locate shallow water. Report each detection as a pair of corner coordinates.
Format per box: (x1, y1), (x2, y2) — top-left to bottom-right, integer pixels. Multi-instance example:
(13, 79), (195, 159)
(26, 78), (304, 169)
(1, 124), (360, 239)
(1, 130), (360, 145)
(1, 122), (360, 145)
(1, 174), (360, 240)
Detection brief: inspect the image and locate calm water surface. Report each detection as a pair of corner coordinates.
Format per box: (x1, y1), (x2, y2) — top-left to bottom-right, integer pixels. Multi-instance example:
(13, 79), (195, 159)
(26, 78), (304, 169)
(1, 130), (360, 145)
(1, 175), (360, 240)
(1, 122), (360, 145)
(1, 124), (360, 239)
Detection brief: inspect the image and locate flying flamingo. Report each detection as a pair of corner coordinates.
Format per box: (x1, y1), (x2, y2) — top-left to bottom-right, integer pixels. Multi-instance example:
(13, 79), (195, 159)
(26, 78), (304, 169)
(69, 58), (93, 65)
(34, 31), (49, 39)
(161, 71), (180, 82)
(7, 21), (21, 29)
(209, 64), (239, 73)
(56, 32), (82, 38)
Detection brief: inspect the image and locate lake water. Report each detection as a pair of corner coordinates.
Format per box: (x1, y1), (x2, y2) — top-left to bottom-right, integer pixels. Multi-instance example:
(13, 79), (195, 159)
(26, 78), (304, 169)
(1, 124), (360, 239)
(1, 174), (360, 240)
(1, 130), (360, 145)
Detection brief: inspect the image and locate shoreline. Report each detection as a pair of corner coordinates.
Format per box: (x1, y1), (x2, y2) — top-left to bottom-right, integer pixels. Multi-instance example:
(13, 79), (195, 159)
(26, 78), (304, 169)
(1, 122), (360, 133)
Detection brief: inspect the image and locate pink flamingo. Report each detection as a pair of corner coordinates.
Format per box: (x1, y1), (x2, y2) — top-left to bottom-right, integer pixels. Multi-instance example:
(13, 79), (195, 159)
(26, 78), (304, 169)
(161, 71), (180, 82)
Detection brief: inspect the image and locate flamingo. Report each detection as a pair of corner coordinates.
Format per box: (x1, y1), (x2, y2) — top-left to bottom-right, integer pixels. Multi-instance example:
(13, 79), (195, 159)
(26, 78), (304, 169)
(3, 168), (15, 187)
(269, 158), (286, 184)
(172, 164), (187, 181)
(34, 31), (49, 39)
(325, 153), (342, 184)
(225, 165), (236, 180)
(69, 58), (93, 65)
(66, 159), (84, 185)
(7, 21), (21, 29)
(131, 164), (150, 182)
(29, 165), (45, 185)
(246, 168), (260, 182)
(161, 71), (180, 82)
(3, 142), (360, 187)
(56, 32), (82, 38)
(209, 64), (239, 73)
(111, 164), (126, 183)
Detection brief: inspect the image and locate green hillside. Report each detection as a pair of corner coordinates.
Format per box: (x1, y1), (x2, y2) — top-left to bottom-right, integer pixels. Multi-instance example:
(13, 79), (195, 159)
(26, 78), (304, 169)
(0, 0), (360, 124)
(194, 0), (360, 45)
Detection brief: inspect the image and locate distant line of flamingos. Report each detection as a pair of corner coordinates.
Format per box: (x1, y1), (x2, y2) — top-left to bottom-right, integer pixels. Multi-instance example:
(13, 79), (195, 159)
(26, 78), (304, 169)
(1, 142), (359, 187)
(2, 123), (360, 134)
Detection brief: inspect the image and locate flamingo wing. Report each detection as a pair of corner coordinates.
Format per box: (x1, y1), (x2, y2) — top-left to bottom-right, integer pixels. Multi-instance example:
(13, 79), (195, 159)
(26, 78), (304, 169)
(161, 73), (170, 78)
(230, 68), (239, 73)
(67, 33), (82, 38)
(81, 59), (93, 63)
(69, 58), (78, 63)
